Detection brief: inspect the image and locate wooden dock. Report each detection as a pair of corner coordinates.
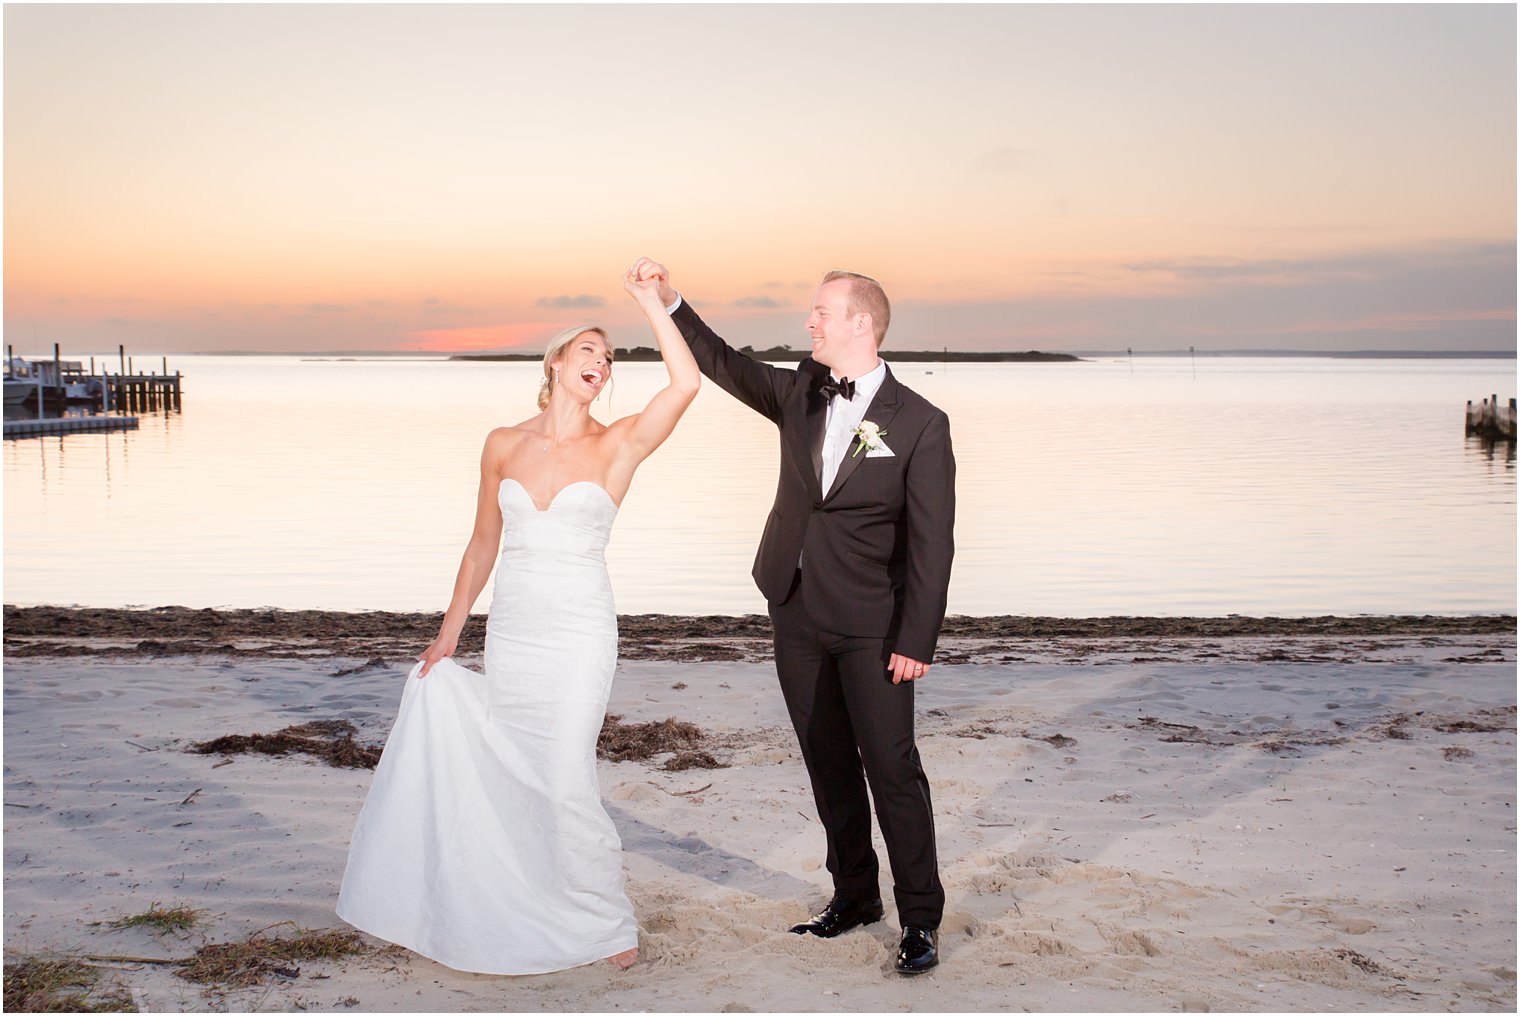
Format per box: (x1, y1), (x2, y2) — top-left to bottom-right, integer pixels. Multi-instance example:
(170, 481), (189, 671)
(6, 344), (183, 413)
(4, 415), (140, 439)
(1466, 394), (1517, 442)
(97, 345), (183, 412)
(102, 370), (182, 412)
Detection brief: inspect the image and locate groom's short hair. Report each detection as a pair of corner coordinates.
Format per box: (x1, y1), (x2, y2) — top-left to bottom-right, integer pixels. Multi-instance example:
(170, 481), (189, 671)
(821, 270), (891, 346)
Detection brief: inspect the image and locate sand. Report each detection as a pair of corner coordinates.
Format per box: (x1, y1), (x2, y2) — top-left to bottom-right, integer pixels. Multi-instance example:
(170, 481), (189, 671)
(3, 612), (1515, 1012)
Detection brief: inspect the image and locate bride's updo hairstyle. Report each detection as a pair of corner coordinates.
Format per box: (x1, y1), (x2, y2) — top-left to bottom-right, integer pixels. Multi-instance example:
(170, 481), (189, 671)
(538, 325), (613, 411)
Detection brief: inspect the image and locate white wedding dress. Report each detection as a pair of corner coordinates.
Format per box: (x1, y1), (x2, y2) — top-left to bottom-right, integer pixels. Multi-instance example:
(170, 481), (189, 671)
(336, 478), (639, 975)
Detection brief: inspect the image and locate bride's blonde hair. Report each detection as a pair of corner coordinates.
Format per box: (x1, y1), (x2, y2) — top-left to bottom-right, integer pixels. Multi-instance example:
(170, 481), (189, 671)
(538, 325), (613, 411)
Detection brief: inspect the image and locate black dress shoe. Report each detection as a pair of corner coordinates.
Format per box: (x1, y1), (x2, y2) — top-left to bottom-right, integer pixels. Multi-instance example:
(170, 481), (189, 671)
(895, 926), (938, 975)
(788, 896), (885, 938)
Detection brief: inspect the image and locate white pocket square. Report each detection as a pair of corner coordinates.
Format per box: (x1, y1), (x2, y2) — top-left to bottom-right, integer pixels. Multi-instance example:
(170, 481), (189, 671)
(865, 443), (895, 458)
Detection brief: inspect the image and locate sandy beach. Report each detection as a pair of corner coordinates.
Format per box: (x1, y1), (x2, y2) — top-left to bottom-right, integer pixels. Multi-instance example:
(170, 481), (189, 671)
(3, 609), (1515, 1012)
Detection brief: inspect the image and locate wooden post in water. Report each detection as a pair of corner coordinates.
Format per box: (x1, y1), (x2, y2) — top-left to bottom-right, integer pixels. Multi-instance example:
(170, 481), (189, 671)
(119, 344), (126, 375)
(1466, 395), (1518, 442)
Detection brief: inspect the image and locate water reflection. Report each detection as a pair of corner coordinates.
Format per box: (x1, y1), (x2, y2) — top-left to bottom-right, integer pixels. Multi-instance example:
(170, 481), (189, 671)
(1466, 433), (1517, 469)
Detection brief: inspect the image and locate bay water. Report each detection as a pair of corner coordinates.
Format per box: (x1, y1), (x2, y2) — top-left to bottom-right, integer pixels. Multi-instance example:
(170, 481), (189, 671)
(4, 354), (1514, 617)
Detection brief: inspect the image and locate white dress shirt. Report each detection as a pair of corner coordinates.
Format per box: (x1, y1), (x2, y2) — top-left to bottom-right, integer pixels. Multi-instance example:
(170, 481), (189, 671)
(820, 360), (886, 495)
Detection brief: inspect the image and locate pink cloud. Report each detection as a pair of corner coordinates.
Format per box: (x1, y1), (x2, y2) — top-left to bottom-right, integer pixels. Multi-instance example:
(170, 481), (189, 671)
(407, 321), (568, 352)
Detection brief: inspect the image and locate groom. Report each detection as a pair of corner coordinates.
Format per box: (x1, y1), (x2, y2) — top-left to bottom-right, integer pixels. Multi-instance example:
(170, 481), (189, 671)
(632, 258), (955, 975)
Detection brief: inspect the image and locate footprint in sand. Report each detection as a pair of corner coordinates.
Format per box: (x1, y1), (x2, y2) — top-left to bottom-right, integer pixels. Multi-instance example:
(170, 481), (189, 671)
(1101, 926), (1162, 957)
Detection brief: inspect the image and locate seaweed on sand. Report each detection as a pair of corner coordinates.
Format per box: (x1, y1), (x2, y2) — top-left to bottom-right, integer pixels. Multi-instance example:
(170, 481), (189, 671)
(3, 958), (136, 1013)
(174, 925), (366, 988)
(188, 719), (382, 769)
(598, 714), (727, 771)
(108, 903), (203, 933)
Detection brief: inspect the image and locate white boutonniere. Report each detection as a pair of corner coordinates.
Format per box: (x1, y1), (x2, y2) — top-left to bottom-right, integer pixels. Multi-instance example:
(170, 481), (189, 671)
(851, 420), (889, 458)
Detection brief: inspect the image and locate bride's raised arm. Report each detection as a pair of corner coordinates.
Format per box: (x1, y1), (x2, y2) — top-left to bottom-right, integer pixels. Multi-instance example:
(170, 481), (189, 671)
(610, 262), (702, 464)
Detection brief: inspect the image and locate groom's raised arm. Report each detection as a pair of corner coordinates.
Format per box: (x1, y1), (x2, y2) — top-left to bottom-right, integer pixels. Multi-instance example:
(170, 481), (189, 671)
(670, 299), (794, 424)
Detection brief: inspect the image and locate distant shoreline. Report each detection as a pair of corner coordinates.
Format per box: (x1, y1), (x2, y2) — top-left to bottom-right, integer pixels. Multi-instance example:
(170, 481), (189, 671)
(447, 348), (1518, 363)
(453, 348), (1084, 363)
(1103, 349), (1519, 360)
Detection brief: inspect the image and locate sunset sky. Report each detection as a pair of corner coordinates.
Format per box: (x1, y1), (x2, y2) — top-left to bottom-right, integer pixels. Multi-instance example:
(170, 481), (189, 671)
(5, 3), (1515, 354)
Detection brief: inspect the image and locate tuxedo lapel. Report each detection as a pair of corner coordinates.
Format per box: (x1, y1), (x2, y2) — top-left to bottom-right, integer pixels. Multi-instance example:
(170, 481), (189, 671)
(808, 391), (827, 486)
(823, 366), (903, 502)
(784, 377), (828, 498)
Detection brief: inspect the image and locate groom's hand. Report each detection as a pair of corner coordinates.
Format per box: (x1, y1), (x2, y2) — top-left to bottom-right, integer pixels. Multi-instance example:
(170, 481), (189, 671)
(888, 653), (931, 684)
(630, 256), (677, 306)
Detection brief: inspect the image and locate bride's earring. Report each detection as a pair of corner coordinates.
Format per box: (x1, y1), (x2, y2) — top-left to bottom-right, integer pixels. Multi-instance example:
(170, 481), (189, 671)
(553, 367), (561, 385)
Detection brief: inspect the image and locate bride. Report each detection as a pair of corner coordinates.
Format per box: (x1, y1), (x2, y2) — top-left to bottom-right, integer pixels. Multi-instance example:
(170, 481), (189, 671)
(336, 264), (700, 974)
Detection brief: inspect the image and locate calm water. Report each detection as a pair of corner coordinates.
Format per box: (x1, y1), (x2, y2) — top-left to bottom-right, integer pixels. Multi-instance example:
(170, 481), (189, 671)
(3, 355), (1515, 616)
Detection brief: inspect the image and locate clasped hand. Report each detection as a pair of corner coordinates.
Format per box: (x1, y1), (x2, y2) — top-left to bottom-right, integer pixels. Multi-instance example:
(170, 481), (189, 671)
(622, 266), (664, 304)
(627, 257), (677, 306)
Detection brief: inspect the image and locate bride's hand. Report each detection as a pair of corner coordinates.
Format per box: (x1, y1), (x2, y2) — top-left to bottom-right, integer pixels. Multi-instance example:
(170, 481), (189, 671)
(417, 632), (458, 678)
(622, 266), (665, 304)
(631, 257), (675, 303)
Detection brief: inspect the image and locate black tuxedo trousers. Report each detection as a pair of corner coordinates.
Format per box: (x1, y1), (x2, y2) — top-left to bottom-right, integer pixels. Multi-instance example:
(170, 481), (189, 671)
(672, 300), (953, 928)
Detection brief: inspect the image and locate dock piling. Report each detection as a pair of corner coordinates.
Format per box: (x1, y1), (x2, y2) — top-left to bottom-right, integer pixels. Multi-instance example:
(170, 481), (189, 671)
(1466, 395), (1517, 443)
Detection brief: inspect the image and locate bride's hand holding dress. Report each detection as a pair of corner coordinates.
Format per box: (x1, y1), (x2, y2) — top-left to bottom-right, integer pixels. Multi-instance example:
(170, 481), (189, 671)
(416, 630), (456, 678)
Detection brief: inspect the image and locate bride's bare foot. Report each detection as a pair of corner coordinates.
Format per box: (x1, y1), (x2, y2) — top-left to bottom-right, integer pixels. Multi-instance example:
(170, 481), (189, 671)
(606, 947), (638, 970)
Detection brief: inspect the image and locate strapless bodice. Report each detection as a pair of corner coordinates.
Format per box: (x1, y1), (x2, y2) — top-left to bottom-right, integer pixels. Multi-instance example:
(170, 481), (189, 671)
(498, 478), (618, 565)
(487, 475), (619, 701)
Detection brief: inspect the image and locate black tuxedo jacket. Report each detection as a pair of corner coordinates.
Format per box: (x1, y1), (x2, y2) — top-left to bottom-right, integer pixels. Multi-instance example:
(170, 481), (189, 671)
(673, 300), (956, 662)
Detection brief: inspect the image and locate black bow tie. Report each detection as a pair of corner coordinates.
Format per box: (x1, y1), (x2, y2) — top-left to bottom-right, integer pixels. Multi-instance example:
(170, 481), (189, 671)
(820, 376), (855, 401)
